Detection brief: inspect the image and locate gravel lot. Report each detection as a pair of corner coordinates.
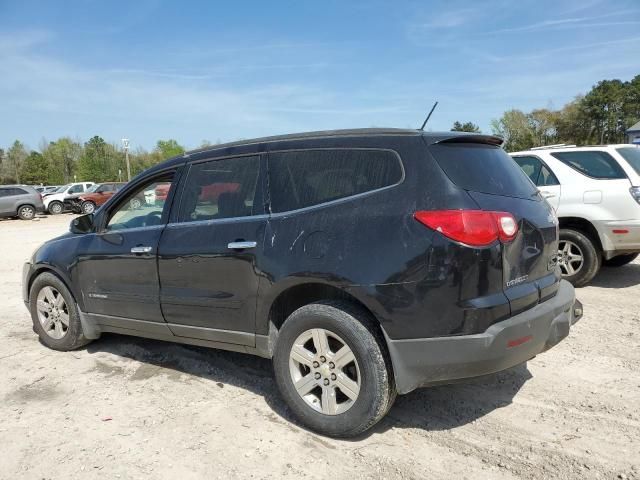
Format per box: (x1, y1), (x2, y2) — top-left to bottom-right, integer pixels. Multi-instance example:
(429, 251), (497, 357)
(1, 214), (639, 479)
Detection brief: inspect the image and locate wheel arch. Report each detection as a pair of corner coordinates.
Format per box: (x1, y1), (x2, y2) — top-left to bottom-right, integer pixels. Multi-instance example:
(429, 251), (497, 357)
(27, 265), (79, 307)
(558, 216), (603, 253)
(261, 282), (389, 358)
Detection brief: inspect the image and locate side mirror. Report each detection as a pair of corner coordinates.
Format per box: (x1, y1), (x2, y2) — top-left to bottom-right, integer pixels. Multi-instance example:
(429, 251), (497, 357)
(70, 213), (94, 234)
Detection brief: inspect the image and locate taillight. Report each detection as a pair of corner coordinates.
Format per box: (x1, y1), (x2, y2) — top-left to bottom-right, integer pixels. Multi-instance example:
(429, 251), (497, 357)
(414, 210), (518, 247)
(630, 187), (640, 205)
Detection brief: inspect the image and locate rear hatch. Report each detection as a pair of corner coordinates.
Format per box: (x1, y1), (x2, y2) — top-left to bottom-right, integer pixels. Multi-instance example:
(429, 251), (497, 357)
(427, 136), (560, 314)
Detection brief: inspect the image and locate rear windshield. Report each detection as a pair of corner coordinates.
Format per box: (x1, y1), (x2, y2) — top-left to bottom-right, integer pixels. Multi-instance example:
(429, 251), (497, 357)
(616, 147), (640, 175)
(428, 143), (538, 199)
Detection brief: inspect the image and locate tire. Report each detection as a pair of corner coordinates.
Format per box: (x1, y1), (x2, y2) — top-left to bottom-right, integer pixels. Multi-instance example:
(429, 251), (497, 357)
(603, 253), (639, 267)
(130, 197), (142, 209)
(81, 200), (96, 214)
(558, 228), (601, 287)
(273, 301), (396, 438)
(48, 201), (63, 215)
(29, 272), (91, 351)
(17, 204), (36, 220)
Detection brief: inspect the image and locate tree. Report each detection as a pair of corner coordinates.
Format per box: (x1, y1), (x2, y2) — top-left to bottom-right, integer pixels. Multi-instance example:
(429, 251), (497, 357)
(155, 139), (185, 159)
(6, 141), (29, 184)
(76, 136), (121, 182)
(20, 152), (50, 184)
(491, 110), (535, 152)
(528, 109), (559, 147)
(451, 121), (481, 133)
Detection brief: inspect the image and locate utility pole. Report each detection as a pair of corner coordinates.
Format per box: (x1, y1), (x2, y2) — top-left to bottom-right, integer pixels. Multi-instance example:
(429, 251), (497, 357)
(121, 138), (131, 181)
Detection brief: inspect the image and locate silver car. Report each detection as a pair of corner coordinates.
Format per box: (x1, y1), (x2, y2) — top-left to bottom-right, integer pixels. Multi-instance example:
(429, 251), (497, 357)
(0, 185), (45, 220)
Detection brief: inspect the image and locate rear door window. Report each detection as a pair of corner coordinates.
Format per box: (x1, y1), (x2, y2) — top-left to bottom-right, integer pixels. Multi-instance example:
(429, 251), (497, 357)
(429, 143), (538, 199)
(616, 147), (640, 175)
(178, 155), (260, 222)
(268, 149), (403, 213)
(550, 151), (626, 179)
(513, 156), (560, 187)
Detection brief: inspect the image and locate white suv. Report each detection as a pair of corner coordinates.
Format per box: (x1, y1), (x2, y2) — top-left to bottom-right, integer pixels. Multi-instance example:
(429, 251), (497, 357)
(43, 182), (94, 215)
(511, 144), (640, 286)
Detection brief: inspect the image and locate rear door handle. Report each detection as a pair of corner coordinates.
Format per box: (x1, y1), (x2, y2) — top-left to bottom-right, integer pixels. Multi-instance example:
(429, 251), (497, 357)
(540, 191), (556, 199)
(227, 241), (257, 250)
(131, 246), (153, 254)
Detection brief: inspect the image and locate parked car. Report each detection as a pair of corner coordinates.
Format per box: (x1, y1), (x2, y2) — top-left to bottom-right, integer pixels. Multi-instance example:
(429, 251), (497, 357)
(34, 185), (60, 194)
(69, 182), (126, 214)
(0, 185), (44, 220)
(43, 182), (95, 214)
(511, 144), (640, 286)
(23, 128), (581, 437)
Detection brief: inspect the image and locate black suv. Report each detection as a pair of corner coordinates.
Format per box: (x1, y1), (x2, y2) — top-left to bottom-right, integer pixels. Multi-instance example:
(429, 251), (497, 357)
(23, 129), (581, 437)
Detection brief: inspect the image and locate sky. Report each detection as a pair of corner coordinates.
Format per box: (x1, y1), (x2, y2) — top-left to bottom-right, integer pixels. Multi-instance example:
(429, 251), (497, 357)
(1, 0), (640, 151)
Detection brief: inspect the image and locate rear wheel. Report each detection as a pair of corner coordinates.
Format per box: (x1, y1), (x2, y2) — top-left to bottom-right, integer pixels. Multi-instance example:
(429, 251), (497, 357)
(29, 272), (91, 351)
(273, 301), (395, 438)
(603, 253), (639, 267)
(81, 200), (96, 214)
(17, 205), (36, 220)
(558, 228), (601, 287)
(48, 201), (63, 215)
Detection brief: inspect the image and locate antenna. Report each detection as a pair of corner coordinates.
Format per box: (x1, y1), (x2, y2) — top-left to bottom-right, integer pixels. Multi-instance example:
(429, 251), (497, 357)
(419, 101), (438, 130)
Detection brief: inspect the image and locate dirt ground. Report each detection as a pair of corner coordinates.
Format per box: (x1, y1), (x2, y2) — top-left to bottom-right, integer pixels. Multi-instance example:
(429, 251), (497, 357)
(0, 214), (638, 480)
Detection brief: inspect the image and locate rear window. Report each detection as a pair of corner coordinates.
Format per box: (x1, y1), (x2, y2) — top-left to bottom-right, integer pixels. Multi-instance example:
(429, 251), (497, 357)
(268, 149), (403, 213)
(616, 147), (640, 175)
(550, 151), (626, 179)
(429, 144), (538, 199)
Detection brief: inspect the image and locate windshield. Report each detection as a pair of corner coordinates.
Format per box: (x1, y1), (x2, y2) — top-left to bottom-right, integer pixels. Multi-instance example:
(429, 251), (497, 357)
(54, 184), (71, 193)
(86, 184), (100, 193)
(616, 147), (640, 175)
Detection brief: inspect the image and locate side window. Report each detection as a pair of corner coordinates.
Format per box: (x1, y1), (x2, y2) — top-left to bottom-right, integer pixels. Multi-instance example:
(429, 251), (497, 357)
(0, 189), (9, 198)
(551, 151), (626, 179)
(178, 155), (260, 222)
(513, 156), (542, 184)
(538, 164), (560, 186)
(268, 149), (403, 213)
(106, 173), (174, 231)
(68, 184), (83, 194)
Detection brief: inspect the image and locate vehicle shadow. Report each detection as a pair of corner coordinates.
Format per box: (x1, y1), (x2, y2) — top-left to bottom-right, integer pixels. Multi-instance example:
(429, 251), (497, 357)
(590, 263), (640, 289)
(85, 334), (531, 438)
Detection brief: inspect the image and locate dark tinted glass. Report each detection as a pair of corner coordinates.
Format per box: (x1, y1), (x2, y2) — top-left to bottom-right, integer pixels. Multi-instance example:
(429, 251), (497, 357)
(68, 184), (84, 194)
(616, 147), (640, 175)
(513, 156), (542, 184)
(268, 149), (402, 213)
(551, 151), (626, 179)
(179, 155), (260, 222)
(0, 189), (9, 198)
(429, 144), (538, 199)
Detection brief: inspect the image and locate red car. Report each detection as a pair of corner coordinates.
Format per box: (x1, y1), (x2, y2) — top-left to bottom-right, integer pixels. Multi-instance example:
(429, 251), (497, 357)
(154, 182), (239, 203)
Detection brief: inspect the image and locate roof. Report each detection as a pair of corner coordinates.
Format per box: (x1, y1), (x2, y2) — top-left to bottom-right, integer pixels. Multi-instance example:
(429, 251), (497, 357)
(510, 144), (634, 155)
(144, 128), (503, 175)
(184, 128), (501, 156)
(627, 121), (640, 133)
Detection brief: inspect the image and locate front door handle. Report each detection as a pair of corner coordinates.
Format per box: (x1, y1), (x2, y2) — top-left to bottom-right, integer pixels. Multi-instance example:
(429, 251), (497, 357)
(227, 241), (257, 250)
(131, 246), (153, 254)
(540, 190), (556, 199)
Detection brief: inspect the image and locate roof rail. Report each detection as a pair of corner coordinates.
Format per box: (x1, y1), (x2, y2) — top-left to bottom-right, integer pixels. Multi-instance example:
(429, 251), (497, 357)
(530, 144), (576, 150)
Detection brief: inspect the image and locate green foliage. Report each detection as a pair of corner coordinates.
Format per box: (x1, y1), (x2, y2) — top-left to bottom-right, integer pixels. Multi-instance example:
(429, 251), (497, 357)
(451, 121), (481, 133)
(5, 141), (28, 184)
(20, 152), (49, 184)
(155, 139), (185, 160)
(492, 74), (640, 151)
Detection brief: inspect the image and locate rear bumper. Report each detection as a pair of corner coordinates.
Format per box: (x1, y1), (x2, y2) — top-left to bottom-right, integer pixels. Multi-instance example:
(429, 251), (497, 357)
(594, 220), (640, 258)
(386, 280), (579, 394)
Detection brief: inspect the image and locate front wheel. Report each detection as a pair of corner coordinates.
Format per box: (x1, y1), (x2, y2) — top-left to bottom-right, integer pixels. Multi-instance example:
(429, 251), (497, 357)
(273, 301), (395, 438)
(29, 272), (91, 351)
(81, 201), (96, 214)
(603, 253), (639, 267)
(558, 229), (601, 287)
(48, 201), (63, 215)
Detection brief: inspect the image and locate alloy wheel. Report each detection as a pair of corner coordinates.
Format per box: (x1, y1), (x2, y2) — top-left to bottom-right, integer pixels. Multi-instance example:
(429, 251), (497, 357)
(289, 328), (361, 415)
(82, 202), (95, 214)
(36, 286), (69, 339)
(20, 206), (35, 219)
(558, 240), (584, 276)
